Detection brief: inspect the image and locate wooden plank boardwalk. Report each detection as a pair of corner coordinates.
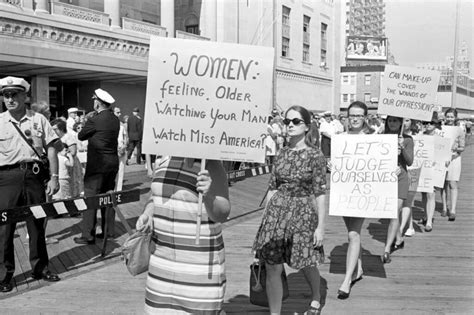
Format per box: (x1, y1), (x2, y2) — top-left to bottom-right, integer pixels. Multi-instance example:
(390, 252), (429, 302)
(0, 140), (473, 314)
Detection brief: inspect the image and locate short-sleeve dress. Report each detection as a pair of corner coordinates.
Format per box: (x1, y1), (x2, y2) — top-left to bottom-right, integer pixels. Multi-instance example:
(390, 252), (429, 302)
(252, 146), (327, 269)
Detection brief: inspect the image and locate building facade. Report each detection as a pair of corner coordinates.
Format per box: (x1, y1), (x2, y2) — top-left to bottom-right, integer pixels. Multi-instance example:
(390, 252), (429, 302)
(0, 0), (341, 117)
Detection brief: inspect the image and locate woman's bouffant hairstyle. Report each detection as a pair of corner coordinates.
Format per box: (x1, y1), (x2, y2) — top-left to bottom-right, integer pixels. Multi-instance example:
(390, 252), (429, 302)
(285, 105), (319, 148)
(51, 118), (67, 133)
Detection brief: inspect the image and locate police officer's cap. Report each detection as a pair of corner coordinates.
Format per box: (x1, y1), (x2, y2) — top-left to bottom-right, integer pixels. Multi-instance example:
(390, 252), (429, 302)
(93, 88), (115, 105)
(0, 76), (30, 94)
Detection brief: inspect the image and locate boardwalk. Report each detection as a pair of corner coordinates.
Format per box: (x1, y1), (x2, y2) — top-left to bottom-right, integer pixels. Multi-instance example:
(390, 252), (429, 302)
(0, 140), (473, 314)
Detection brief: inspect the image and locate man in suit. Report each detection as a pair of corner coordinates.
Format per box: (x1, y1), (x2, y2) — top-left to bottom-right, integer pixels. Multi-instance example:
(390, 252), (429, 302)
(0, 76), (61, 292)
(73, 89), (120, 244)
(127, 107), (143, 164)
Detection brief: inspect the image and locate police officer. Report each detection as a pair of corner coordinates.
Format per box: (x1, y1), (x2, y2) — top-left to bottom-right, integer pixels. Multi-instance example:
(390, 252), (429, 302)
(0, 76), (61, 293)
(73, 88), (120, 244)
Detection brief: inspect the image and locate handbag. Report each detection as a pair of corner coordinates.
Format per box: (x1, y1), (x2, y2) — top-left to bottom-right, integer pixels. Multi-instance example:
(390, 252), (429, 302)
(249, 261), (289, 307)
(121, 230), (155, 276)
(11, 121), (51, 183)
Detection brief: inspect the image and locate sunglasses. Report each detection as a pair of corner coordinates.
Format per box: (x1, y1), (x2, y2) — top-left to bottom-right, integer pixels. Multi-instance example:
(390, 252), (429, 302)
(283, 118), (305, 126)
(423, 121), (436, 125)
(2, 92), (18, 99)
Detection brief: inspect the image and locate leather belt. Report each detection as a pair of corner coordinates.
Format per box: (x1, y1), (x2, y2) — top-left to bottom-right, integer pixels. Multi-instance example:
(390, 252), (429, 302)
(0, 161), (38, 171)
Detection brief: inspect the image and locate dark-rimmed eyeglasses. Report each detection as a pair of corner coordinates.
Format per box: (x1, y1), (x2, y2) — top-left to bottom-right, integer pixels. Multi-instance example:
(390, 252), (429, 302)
(283, 118), (305, 126)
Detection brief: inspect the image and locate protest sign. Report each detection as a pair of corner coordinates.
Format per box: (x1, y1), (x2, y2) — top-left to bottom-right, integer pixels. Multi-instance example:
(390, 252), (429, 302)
(329, 134), (398, 219)
(408, 135), (435, 193)
(142, 37), (274, 163)
(439, 125), (460, 150)
(432, 136), (451, 187)
(378, 65), (440, 121)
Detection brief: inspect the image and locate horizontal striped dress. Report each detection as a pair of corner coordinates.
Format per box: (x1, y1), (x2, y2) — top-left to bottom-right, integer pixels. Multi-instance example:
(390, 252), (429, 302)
(145, 157), (226, 315)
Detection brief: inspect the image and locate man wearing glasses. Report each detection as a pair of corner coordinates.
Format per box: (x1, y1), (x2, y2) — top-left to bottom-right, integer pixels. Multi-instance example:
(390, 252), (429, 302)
(73, 89), (120, 244)
(0, 76), (61, 292)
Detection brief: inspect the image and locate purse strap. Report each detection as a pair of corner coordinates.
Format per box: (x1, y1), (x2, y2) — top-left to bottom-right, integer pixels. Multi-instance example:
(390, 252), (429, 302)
(11, 121), (43, 160)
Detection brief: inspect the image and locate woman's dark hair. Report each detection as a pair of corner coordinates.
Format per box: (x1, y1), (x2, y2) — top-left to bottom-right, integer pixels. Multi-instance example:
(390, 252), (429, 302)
(384, 115), (403, 134)
(51, 118), (67, 133)
(347, 101), (368, 116)
(285, 105), (318, 148)
(444, 108), (458, 118)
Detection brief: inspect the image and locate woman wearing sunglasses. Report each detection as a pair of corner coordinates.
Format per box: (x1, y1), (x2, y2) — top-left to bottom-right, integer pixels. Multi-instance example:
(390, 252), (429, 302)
(337, 101), (374, 299)
(253, 105), (327, 314)
(381, 116), (414, 264)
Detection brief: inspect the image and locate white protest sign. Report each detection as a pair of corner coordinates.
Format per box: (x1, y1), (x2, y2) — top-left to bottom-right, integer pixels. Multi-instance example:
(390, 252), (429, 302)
(432, 135), (451, 187)
(142, 37), (274, 163)
(408, 135), (435, 193)
(329, 134), (398, 219)
(439, 125), (459, 150)
(378, 65), (440, 121)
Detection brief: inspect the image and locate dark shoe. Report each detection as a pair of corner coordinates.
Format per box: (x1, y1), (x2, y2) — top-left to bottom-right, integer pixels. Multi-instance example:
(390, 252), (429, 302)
(391, 240), (405, 252)
(337, 288), (350, 300)
(0, 273), (13, 293)
(73, 237), (95, 245)
(96, 233), (115, 239)
(350, 275), (363, 287)
(418, 218), (427, 226)
(425, 224), (433, 232)
(31, 270), (60, 282)
(382, 252), (391, 264)
(448, 213), (456, 221)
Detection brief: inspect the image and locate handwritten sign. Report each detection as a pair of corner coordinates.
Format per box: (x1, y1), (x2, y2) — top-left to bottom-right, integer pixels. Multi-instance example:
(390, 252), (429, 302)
(408, 135), (435, 193)
(329, 134), (398, 219)
(439, 125), (459, 150)
(432, 136), (451, 187)
(378, 65), (440, 121)
(141, 37), (274, 163)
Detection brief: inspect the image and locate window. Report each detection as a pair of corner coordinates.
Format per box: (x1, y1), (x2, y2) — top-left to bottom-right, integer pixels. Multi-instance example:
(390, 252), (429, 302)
(320, 23), (328, 66)
(282, 6), (291, 26)
(350, 75), (356, 85)
(185, 25), (199, 34)
(303, 15), (310, 62)
(342, 75), (349, 84)
(282, 37), (290, 57)
(364, 93), (371, 103)
(342, 94), (348, 102)
(303, 44), (310, 62)
(365, 74), (371, 85)
(282, 6), (291, 57)
(350, 94), (356, 102)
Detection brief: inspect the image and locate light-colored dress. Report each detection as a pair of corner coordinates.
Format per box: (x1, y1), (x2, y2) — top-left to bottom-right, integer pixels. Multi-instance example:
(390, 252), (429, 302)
(145, 157), (226, 315)
(444, 125), (465, 181)
(61, 132), (84, 196)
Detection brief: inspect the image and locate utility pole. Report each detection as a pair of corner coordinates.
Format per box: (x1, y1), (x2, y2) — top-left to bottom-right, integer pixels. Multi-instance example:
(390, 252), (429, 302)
(450, 0), (461, 108)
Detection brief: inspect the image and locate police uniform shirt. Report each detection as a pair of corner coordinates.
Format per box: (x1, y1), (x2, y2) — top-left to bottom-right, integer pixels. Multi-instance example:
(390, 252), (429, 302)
(0, 110), (58, 166)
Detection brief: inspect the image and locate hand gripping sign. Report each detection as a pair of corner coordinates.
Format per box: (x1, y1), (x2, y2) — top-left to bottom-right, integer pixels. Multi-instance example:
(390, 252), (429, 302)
(0, 189), (140, 225)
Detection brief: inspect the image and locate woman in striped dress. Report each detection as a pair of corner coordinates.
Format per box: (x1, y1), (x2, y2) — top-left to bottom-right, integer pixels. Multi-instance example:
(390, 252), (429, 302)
(136, 157), (231, 314)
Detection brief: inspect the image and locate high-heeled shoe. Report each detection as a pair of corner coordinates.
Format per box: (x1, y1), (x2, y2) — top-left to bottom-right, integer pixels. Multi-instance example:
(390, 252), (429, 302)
(382, 252), (391, 264)
(350, 274), (363, 286)
(337, 288), (350, 300)
(448, 213), (456, 221)
(391, 240), (405, 252)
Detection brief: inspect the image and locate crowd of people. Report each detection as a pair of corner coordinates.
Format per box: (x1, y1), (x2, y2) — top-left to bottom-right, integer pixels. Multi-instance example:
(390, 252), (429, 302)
(0, 75), (470, 314)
